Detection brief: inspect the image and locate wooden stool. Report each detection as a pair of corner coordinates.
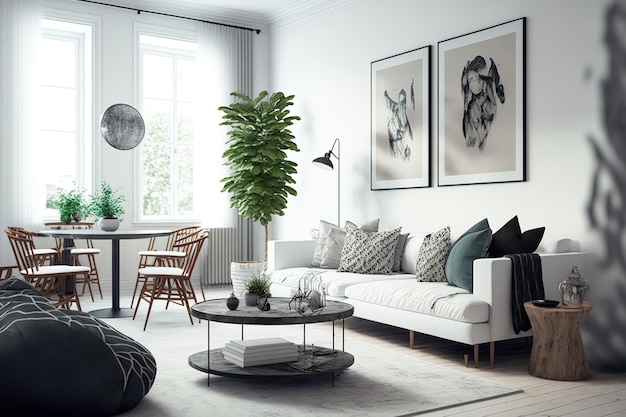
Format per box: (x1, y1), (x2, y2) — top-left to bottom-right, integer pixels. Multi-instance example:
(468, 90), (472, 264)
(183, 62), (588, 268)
(524, 301), (592, 381)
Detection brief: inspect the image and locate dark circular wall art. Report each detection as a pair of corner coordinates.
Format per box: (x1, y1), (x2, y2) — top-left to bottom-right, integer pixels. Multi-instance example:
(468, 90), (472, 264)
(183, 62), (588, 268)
(100, 103), (145, 150)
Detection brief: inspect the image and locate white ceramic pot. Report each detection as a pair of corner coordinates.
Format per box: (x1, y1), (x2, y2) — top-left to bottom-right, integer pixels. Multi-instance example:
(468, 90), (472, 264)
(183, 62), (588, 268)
(230, 261), (265, 297)
(99, 217), (120, 232)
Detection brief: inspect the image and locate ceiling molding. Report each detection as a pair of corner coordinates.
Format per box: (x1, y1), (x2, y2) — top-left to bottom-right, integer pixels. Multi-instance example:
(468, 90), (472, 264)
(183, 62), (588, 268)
(75, 0), (350, 33)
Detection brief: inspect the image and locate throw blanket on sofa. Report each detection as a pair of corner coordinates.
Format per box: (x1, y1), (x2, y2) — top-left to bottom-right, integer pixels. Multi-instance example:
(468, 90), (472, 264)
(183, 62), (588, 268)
(506, 253), (544, 334)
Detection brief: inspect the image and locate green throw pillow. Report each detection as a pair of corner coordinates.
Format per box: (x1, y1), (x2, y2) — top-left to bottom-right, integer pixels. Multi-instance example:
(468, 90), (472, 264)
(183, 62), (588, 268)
(445, 218), (492, 292)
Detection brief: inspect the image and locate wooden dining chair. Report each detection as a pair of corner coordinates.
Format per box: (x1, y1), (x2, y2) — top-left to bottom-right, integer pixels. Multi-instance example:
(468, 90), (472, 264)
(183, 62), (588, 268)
(45, 222), (103, 302)
(132, 229), (209, 330)
(5, 227), (90, 310)
(0, 265), (17, 281)
(130, 225), (203, 308)
(6, 226), (59, 266)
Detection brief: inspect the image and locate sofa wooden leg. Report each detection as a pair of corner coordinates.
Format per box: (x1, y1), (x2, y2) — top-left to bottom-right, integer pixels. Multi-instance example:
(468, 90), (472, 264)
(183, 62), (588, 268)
(409, 330), (414, 349)
(474, 344), (479, 368)
(490, 341), (495, 368)
(464, 353), (469, 367)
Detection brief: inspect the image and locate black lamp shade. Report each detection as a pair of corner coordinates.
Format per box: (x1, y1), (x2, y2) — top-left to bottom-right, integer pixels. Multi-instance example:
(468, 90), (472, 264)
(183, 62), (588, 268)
(313, 153), (334, 170)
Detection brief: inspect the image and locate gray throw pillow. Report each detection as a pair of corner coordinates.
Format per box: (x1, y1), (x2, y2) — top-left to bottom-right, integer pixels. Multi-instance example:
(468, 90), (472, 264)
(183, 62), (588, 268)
(311, 219), (380, 268)
(338, 227), (401, 274)
(415, 226), (451, 282)
(392, 233), (409, 272)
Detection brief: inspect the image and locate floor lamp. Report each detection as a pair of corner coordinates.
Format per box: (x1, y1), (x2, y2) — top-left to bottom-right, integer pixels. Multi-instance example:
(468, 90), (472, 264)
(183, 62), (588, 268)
(312, 138), (340, 226)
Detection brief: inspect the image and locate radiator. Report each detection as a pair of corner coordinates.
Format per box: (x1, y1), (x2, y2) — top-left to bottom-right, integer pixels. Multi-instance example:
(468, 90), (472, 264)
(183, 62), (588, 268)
(201, 227), (240, 286)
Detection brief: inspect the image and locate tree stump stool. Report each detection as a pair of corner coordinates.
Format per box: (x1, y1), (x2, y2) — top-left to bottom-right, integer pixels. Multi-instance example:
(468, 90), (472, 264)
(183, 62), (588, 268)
(524, 301), (592, 381)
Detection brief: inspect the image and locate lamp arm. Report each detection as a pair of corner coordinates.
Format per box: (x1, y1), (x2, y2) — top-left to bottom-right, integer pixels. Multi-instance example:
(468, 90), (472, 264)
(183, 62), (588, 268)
(328, 137), (340, 160)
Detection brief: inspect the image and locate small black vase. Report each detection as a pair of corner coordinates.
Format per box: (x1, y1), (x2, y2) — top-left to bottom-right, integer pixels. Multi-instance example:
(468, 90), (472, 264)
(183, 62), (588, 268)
(226, 292), (239, 310)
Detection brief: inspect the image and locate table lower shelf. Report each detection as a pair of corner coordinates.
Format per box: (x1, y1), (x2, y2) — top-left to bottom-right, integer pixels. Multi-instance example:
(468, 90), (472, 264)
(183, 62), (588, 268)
(188, 345), (354, 379)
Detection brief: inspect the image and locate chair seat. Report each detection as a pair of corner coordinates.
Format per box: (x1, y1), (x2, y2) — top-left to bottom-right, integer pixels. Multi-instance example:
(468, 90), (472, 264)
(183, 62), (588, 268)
(137, 250), (186, 258)
(32, 248), (58, 256)
(71, 248), (101, 255)
(138, 266), (184, 277)
(21, 265), (90, 276)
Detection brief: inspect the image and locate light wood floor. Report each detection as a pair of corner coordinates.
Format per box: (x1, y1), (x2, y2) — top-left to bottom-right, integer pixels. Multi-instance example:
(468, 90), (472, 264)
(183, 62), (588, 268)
(85, 284), (626, 417)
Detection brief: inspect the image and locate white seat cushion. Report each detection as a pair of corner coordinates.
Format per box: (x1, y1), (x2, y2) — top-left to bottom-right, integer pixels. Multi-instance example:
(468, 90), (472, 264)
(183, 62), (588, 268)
(138, 250), (185, 258)
(21, 265), (90, 276)
(71, 248), (100, 255)
(345, 280), (489, 323)
(138, 266), (184, 277)
(269, 268), (414, 297)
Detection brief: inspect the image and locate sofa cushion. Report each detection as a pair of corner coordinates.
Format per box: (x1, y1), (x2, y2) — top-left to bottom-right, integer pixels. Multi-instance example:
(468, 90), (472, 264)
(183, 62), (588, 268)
(416, 226), (451, 282)
(445, 218), (492, 292)
(344, 280), (489, 323)
(489, 215), (545, 257)
(311, 219), (379, 267)
(338, 227), (401, 274)
(269, 267), (414, 297)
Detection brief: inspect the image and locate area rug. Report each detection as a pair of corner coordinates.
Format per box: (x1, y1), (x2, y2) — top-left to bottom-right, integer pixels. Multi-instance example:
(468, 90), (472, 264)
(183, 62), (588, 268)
(103, 300), (521, 417)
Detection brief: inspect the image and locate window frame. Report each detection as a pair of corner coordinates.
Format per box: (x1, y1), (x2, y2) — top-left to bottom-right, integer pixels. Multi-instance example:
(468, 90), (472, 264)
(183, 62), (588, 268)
(39, 11), (99, 221)
(134, 23), (200, 225)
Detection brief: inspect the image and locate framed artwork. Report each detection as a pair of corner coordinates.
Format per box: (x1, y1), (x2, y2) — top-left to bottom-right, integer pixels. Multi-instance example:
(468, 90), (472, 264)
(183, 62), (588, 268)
(371, 45), (431, 190)
(437, 18), (526, 186)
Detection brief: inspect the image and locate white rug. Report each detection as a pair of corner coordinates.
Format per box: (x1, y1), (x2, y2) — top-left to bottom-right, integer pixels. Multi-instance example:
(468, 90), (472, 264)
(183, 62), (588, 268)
(104, 301), (521, 417)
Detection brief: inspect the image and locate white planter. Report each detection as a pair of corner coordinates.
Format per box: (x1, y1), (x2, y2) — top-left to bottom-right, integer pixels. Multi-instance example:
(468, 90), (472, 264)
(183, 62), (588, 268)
(230, 261), (265, 297)
(99, 217), (120, 232)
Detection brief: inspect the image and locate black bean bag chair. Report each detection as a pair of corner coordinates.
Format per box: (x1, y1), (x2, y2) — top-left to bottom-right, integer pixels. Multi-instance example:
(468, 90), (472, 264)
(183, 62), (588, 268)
(0, 277), (157, 416)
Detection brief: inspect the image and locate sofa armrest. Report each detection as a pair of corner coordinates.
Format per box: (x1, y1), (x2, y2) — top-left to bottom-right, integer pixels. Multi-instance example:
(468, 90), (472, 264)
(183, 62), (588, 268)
(267, 240), (317, 271)
(473, 252), (588, 342)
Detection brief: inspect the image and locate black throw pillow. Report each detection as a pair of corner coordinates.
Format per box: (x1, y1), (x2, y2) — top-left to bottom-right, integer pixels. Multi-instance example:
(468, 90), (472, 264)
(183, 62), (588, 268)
(489, 216), (545, 257)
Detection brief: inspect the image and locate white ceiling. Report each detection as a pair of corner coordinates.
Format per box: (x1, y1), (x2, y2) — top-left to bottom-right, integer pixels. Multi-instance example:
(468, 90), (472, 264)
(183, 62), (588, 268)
(93, 0), (347, 31)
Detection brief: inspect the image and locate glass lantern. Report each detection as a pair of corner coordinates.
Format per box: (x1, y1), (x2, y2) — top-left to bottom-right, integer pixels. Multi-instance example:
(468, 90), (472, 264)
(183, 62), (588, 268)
(559, 266), (589, 307)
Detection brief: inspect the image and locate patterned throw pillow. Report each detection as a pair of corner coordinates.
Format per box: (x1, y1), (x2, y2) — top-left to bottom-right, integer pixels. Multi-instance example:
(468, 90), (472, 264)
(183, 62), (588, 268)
(415, 226), (451, 282)
(338, 227), (402, 274)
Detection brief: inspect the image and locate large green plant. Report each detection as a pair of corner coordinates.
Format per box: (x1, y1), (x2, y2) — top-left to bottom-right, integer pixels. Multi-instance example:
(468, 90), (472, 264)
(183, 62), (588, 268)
(89, 182), (126, 220)
(53, 187), (89, 222)
(219, 91), (301, 262)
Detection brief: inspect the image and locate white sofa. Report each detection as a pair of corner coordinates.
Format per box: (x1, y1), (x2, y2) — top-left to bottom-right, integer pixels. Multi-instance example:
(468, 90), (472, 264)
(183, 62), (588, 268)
(266, 236), (587, 368)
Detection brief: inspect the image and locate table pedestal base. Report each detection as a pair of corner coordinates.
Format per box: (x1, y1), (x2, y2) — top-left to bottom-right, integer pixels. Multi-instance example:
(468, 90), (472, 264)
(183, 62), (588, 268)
(89, 307), (135, 319)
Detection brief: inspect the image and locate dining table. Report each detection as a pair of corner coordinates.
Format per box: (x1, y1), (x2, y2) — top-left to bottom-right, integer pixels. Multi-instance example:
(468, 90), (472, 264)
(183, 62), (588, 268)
(38, 228), (172, 318)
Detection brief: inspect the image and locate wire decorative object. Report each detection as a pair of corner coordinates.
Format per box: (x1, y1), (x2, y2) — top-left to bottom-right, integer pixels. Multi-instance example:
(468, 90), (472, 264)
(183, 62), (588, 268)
(289, 271), (326, 315)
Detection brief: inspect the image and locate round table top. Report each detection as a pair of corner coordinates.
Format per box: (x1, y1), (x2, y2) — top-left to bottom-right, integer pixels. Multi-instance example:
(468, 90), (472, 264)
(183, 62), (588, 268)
(191, 297), (354, 325)
(524, 300), (592, 314)
(38, 229), (172, 240)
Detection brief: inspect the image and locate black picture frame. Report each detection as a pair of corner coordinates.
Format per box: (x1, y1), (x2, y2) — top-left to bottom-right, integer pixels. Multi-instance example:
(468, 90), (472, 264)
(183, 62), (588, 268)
(437, 18), (526, 186)
(371, 45), (431, 190)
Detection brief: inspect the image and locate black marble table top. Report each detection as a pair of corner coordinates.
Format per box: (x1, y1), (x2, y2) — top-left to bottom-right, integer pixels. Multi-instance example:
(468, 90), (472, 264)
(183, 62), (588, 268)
(191, 297), (354, 325)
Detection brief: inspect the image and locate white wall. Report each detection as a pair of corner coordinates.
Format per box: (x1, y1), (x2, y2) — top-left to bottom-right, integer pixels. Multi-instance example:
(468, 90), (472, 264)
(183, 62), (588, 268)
(268, 0), (626, 371)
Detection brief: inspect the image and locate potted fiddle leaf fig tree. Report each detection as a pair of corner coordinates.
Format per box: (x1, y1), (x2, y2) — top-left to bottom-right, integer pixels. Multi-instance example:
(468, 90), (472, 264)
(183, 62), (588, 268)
(219, 91), (300, 294)
(219, 90), (301, 262)
(89, 181), (126, 231)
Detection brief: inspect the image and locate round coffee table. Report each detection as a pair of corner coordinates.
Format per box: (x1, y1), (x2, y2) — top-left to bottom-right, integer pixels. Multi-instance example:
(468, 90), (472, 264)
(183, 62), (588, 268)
(188, 297), (354, 386)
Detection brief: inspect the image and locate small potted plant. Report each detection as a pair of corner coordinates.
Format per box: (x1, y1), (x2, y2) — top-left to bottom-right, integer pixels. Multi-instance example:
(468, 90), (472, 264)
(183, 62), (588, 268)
(53, 187), (90, 223)
(89, 182), (126, 231)
(243, 271), (272, 306)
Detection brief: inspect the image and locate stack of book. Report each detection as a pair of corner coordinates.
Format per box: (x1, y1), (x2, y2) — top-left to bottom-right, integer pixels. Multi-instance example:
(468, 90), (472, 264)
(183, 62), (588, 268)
(223, 337), (298, 368)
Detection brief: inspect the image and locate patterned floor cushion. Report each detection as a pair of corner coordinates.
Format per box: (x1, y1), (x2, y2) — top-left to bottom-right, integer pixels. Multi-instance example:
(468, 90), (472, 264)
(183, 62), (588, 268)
(0, 277), (157, 416)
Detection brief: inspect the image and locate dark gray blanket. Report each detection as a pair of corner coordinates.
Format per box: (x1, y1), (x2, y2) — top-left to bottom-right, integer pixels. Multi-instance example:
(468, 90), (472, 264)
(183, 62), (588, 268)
(505, 253), (544, 334)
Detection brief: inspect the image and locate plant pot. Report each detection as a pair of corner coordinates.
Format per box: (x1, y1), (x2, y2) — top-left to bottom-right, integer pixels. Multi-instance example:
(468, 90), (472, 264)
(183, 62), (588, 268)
(244, 292), (260, 306)
(230, 261), (265, 297)
(100, 217), (120, 232)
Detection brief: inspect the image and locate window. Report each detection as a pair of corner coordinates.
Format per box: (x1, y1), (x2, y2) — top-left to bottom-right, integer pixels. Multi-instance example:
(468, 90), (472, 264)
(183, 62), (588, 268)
(39, 18), (93, 217)
(137, 30), (198, 220)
